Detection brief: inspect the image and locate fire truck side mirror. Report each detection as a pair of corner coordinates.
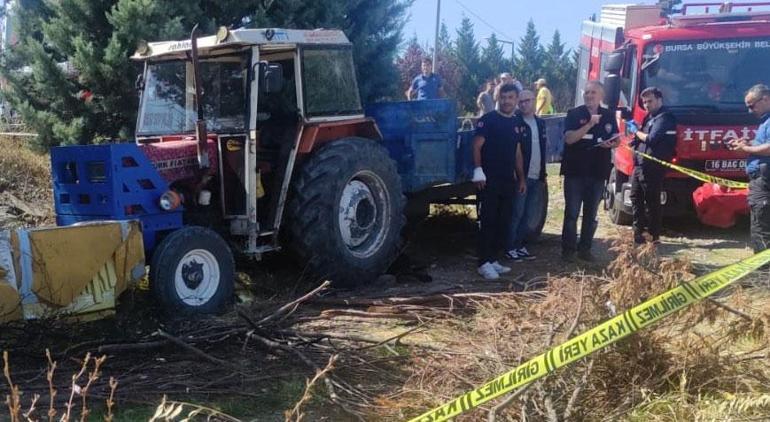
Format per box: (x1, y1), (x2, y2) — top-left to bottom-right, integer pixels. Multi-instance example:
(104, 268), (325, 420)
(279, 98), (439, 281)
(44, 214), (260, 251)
(604, 74), (621, 110)
(605, 51), (625, 75)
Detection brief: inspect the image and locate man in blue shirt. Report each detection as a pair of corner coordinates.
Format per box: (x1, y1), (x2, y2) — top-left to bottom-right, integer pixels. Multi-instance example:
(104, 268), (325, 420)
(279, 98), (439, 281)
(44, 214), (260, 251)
(406, 58), (444, 100)
(728, 84), (770, 252)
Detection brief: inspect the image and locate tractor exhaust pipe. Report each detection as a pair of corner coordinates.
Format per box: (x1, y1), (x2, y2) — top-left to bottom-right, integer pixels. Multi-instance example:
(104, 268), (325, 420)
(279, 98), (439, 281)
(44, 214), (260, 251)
(190, 24), (209, 169)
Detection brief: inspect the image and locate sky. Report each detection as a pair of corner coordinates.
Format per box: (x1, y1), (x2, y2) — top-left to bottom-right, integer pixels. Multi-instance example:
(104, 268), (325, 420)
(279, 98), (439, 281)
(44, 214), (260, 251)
(403, 0), (658, 53)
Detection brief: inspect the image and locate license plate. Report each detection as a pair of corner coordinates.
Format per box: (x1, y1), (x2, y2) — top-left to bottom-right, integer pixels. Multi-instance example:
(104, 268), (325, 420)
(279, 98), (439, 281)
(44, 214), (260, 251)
(704, 159), (746, 172)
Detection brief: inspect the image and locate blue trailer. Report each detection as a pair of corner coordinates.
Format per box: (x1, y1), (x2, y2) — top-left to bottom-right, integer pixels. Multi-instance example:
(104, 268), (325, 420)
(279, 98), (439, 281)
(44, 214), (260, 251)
(366, 99), (565, 241)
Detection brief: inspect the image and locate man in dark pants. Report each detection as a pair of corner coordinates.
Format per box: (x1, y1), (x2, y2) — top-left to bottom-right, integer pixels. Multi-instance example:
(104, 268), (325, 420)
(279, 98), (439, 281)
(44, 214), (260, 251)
(628, 87), (677, 244)
(561, 81), (619, 262)
(728, 84), (770, 252)
(472, 83), (526, 279)
(506, 89), (547, 261)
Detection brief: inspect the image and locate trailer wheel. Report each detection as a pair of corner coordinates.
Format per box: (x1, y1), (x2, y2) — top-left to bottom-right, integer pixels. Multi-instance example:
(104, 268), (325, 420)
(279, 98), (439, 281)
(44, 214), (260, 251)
(288, 138), (405, 288)
(606, 167), (632, 226)
(525, 180), (548, 242)
(150, 226), (234, 314)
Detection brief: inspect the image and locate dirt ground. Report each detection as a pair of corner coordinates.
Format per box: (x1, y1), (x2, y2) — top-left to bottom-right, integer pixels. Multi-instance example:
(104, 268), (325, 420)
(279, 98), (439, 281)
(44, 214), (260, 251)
(394, 163), (753, 289)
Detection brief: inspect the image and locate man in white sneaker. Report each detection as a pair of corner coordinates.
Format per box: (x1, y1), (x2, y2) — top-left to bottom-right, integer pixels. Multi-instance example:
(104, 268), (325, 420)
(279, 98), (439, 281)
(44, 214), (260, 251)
(472, 83), (527, 280)
(506, 90), (547, 262)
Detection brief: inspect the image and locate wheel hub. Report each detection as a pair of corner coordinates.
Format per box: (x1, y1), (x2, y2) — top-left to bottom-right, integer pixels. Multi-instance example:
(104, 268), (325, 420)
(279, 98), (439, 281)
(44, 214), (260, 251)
(174, 249), (221, 306)
(338, 172), (390, 258)
(181, 259), (205, 290)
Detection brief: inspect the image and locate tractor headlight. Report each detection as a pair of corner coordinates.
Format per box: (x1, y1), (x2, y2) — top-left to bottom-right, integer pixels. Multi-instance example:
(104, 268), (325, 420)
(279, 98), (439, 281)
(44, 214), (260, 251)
(159, 191), (182, 211)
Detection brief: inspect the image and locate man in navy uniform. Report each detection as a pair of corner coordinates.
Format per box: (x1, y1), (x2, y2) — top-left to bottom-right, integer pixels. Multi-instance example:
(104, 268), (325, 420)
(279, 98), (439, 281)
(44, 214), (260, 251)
(627, 87), (677, 245)
(561, 81), (619, 262)
(471, 83), (526, 279)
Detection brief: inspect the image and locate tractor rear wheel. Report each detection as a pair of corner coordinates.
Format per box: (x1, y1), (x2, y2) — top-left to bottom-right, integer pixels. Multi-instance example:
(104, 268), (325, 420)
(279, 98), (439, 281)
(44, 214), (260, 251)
(288, 138), (405, 288)
(150, 226), (234, 314)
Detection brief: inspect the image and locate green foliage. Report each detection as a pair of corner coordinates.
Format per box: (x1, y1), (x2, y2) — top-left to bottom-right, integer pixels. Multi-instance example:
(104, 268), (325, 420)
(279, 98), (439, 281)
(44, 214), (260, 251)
(452, 16), (482, 112)
(513, 19), (544, 89)
(1, 0), (412, 148)
(251, 0), (413, 103)
(480, 33), (507, 83)
(402, 17), (577, 113)
(543, 30), (576, 111)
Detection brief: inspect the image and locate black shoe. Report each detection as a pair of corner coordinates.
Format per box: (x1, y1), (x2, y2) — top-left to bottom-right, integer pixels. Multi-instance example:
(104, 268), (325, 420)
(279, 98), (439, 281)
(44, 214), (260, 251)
(577, 250), (595, 262)
(562, 250), (576, 263)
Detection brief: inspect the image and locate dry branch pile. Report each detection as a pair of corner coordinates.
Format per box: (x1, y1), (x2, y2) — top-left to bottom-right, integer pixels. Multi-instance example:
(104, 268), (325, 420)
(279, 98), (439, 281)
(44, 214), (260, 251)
(382, 241), (770, 421)
(0, 136), (53, 228)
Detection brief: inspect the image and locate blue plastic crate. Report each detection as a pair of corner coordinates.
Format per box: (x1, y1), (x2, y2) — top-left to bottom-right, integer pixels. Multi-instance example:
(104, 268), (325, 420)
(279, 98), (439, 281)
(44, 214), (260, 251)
(51, 143), (183, 252)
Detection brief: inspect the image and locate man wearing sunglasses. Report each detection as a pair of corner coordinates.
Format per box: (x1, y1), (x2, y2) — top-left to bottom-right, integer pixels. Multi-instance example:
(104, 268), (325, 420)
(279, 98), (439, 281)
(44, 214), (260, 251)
(727, 84), (770, 252)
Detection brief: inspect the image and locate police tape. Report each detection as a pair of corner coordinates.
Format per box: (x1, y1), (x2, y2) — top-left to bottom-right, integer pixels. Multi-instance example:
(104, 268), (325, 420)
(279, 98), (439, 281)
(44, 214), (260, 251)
(627, 146), (750, 190)
(407, 249), (770, 422)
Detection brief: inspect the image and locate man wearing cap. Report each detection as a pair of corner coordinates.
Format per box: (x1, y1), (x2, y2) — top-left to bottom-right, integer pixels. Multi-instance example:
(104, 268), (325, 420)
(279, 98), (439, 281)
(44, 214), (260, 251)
(535, 78), (554, 116)
(627, 86), (677, 245)
(728, 84), (770, 252)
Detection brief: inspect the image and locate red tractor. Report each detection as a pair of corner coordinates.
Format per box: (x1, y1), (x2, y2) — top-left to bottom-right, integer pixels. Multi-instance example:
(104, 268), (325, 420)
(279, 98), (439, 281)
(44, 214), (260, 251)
(53, 28), (405, 313)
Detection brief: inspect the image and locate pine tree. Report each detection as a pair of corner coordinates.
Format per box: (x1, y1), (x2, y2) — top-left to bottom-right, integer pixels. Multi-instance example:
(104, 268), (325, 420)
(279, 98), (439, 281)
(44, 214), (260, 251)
(437, 21), (452, 53)
(513, 20), (544, 89)
(542, 30), (575, 111)
(452, 15), (482, 113)
(480, 33), (505, 82)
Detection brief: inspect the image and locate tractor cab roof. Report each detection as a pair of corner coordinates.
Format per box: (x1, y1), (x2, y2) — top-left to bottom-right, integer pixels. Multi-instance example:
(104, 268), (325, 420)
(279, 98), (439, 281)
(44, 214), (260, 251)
(132, 27), (351, 61)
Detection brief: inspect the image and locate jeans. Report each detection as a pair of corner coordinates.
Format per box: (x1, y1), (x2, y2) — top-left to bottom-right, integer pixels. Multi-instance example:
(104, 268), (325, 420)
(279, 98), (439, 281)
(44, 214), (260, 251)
(562, 176), (605, 253)
(630, 168), (664, 239)
(508, 178), (544, 250)
(478, 187), (514, 265)
(749, 176), (770, 253)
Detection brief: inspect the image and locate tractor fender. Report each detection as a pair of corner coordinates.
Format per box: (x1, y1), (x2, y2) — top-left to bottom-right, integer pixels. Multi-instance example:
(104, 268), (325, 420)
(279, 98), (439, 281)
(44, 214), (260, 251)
(297, 118), (382, 154)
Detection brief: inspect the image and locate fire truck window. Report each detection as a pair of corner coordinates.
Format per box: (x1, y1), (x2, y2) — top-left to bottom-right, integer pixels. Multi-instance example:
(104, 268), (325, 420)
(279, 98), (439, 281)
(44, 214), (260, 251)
(621, 51), (637, 109)
(641, 38), (770, 112)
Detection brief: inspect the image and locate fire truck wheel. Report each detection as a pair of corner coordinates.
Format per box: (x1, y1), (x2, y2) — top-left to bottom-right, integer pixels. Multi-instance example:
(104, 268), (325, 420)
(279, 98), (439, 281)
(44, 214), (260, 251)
(288, 138), (405, 288)
(607, 168), (632, 226)
(150, 226), (234, 314)
(525, 180), (548, 242)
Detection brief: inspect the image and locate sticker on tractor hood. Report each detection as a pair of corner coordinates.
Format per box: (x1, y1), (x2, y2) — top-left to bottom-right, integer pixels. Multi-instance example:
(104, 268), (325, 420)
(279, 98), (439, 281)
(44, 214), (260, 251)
(153, 156), (198, 171)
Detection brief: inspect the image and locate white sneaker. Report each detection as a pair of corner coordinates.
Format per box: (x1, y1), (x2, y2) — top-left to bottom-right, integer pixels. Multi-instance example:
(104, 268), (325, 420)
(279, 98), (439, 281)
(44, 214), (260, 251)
(516, 247), (536, 261)
(477, 262), (500, 280)
(491, 261), (511, 274)
(505, 249), (522, 261)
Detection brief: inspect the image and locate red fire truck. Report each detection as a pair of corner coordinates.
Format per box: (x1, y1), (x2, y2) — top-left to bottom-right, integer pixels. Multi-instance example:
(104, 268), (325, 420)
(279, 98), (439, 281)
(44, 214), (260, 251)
(577, 2), (770, 228)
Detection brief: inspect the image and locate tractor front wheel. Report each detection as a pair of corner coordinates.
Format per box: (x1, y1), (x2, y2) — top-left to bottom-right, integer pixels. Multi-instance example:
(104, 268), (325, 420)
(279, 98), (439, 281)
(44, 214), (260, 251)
(150, 226), (234, 314)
